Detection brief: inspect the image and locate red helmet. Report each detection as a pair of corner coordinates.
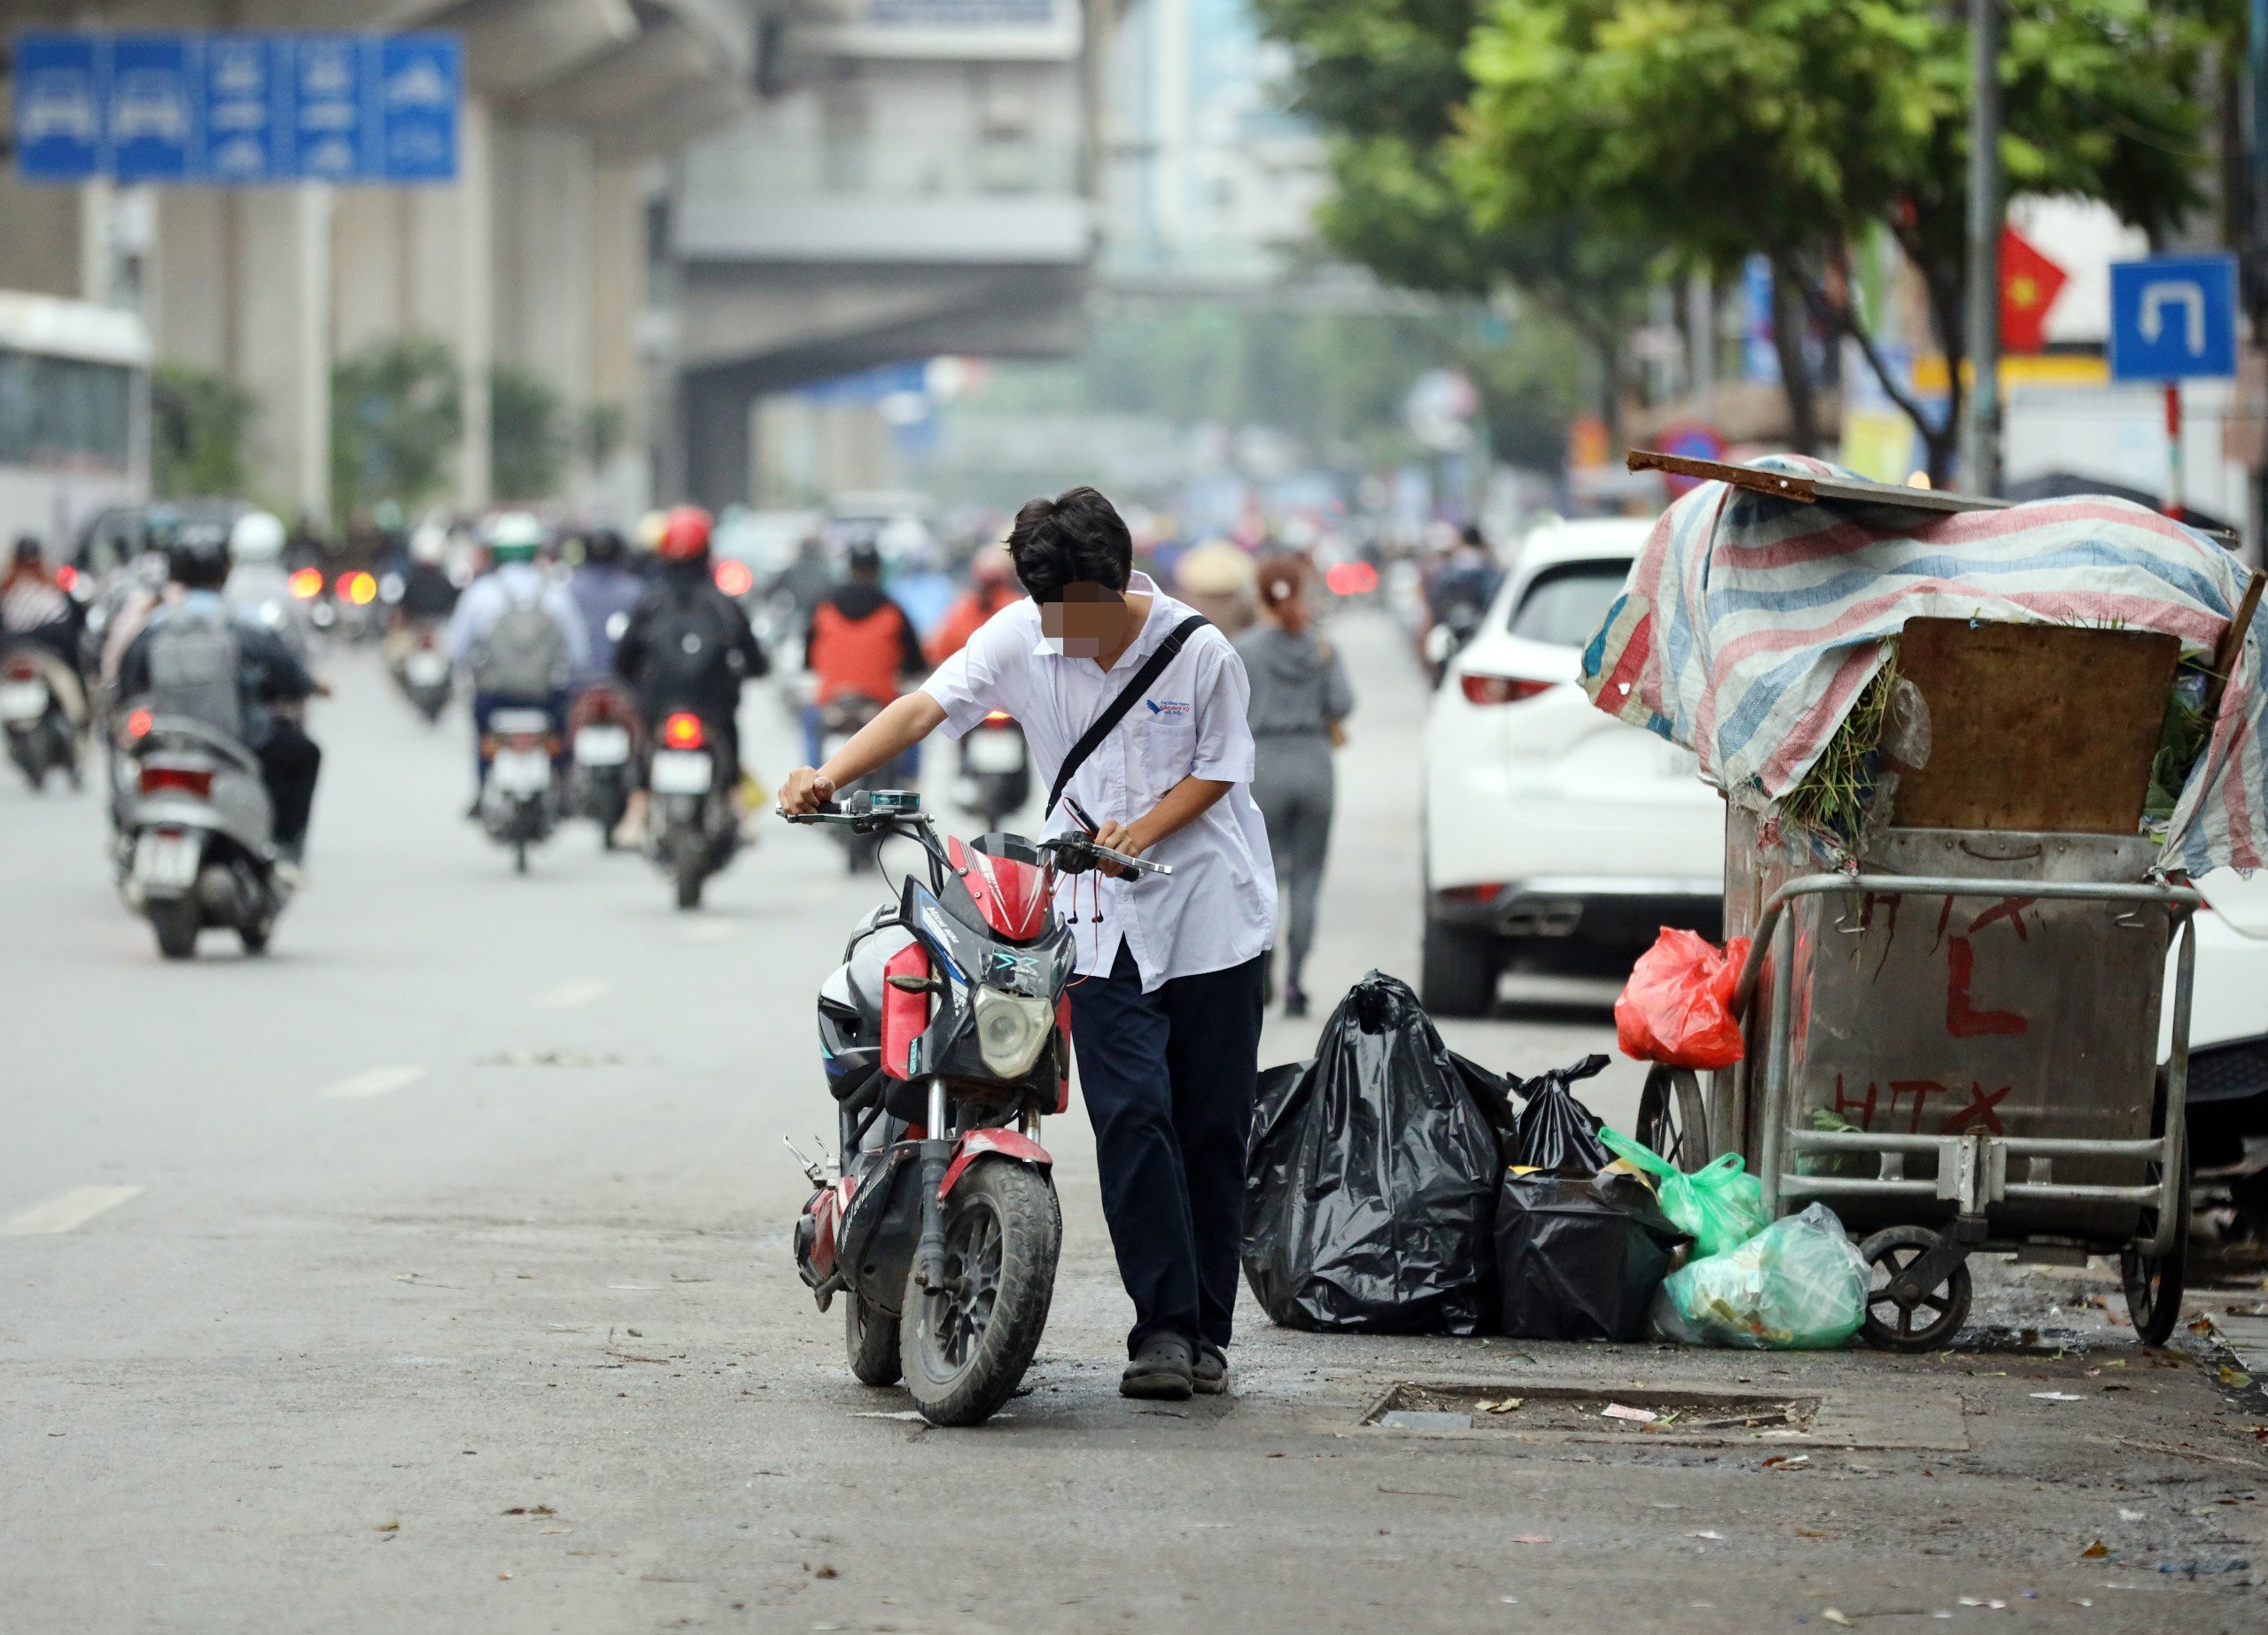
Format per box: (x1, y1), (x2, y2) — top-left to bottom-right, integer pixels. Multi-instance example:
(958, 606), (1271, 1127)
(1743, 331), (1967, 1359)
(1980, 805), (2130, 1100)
(656, 505), (713, 561)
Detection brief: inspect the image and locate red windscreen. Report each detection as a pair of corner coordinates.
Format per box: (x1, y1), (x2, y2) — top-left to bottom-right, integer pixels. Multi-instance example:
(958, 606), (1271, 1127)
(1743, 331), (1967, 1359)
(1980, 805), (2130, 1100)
(950, 837), (1051, 942)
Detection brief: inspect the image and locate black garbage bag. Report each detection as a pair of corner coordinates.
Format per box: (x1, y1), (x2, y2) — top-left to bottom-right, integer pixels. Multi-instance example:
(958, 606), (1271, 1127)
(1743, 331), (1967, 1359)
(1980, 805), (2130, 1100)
(1510, 1054), (1613, 1174)
(1242, 972), (1505, 1335)
(1495, 1169), (1689, 1342)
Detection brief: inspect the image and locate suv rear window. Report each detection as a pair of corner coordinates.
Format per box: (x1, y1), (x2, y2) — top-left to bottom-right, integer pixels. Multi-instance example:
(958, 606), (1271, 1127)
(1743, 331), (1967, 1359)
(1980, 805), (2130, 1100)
(1508, 560), (1630, 647)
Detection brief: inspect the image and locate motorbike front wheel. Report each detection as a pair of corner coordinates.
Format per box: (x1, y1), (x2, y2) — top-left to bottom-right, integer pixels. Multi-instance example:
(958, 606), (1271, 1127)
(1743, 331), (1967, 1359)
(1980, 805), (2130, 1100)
(900, 1158), (1060, 1427)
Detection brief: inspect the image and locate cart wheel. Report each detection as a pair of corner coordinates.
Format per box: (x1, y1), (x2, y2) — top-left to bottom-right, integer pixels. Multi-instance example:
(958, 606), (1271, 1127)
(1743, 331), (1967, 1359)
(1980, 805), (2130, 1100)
(2121, 1158), (2191, 1346)
(1860, 1226), (1973, 1352)
(1636, 1065), (1708, 1173)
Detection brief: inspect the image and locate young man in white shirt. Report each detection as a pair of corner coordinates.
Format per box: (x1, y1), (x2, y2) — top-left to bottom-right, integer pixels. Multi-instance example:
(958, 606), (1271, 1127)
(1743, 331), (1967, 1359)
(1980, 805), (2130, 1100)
(779, 487), (1276, 1401)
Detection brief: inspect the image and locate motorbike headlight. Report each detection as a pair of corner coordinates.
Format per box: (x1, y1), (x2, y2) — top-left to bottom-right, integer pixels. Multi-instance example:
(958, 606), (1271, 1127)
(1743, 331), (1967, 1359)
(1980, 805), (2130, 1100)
(973, 988), (1052, 1078)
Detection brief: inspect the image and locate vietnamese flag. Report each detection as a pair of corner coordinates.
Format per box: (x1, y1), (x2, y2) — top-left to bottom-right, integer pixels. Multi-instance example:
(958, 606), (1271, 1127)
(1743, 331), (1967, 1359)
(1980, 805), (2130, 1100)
(2000, 224), (2069, 353)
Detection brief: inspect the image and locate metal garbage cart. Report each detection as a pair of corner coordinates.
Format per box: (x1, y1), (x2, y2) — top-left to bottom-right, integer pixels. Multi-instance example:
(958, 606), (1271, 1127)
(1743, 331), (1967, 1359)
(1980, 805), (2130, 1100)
(1641, 821), (2200, 1348)
(1634, 618), (2210, 1351)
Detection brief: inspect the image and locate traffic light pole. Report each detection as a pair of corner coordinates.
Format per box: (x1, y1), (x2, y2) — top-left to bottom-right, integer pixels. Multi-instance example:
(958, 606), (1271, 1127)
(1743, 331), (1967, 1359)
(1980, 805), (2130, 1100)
(1962, 0), (2004, 496)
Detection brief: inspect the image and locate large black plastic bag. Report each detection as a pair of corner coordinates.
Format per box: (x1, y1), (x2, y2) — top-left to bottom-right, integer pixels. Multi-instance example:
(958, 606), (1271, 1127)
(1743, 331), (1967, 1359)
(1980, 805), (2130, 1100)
(1511, 1053), (1614, 1173)
(1242, 972), (1506, 1334)
(1495, 1170), (1689, 1342)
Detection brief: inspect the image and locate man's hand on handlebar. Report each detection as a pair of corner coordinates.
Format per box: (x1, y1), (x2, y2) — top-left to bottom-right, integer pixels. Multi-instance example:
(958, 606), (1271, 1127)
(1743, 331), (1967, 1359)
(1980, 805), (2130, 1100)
(1090, 819), (1147, 879)
(779, 766), (836, 816)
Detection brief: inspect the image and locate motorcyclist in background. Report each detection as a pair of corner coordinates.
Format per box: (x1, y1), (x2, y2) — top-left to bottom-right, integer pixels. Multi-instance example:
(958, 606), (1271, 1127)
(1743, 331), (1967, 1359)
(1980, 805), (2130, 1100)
(802, 539), (927, 778)
(568, 527), (644, 680)
(117, 525), (326, 868)
(3, 536), (83, 666)
(396, 523), (462, 623)
(447, 512), (586, 808)
(612, 506), (769, 842)
(2, 535), (90, 733)
(926, 544), (1021, 665)
(222, 512), (306, 655)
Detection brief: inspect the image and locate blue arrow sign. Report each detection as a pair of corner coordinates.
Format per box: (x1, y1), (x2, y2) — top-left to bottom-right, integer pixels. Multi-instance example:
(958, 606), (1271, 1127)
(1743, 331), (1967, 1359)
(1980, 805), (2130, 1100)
(11, 31), (459, 186)
(2109, 253), (2239, 383)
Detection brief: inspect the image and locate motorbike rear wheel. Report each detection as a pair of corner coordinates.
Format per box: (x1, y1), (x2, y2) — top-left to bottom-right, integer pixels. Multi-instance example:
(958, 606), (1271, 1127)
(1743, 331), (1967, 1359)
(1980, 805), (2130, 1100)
(674, 850), (704, 910)
(845, 1295), (903, 1387)
(150, 898), (200, 961)
(900, 1159), (1060, 1427)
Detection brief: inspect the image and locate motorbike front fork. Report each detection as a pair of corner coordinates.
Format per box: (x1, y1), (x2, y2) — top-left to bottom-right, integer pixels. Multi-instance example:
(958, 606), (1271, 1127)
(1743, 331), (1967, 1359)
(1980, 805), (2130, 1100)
(913, 1077), (951, 1292)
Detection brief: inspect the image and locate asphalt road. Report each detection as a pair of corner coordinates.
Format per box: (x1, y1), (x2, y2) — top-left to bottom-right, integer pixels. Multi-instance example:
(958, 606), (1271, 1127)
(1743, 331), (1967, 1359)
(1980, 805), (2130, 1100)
(4, 609), (2263, 1632)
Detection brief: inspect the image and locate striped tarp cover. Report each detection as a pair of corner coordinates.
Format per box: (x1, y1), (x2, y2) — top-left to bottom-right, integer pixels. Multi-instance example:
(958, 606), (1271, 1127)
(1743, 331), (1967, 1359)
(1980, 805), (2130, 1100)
(1580, 455), (2266, 876)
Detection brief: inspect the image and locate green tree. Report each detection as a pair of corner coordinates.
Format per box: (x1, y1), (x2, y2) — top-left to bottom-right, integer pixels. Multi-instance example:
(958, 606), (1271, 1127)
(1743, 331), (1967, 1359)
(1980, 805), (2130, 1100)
(1255, 0), (1658, 436)
(151, 364), (255, 499)
(331, 337), (461, 523)
(491, 365), (567, 502)
(1458, 0), (2232, 481)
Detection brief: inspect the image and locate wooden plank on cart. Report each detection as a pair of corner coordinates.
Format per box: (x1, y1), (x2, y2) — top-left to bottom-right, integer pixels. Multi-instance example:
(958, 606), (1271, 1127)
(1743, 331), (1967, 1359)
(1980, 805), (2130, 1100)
(1625, 450), (2012, 515)
(1887, 618), (2179, 835)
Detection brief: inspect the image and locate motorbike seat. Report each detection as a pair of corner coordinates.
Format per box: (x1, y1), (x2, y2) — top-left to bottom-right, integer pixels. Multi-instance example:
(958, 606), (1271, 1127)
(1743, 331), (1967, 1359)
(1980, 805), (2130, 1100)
(137, 712), (261, 776)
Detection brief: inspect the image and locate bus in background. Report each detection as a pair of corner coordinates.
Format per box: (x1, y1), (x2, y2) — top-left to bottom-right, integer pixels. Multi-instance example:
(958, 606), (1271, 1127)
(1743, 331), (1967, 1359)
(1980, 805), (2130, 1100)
(0, 290), (151, 566)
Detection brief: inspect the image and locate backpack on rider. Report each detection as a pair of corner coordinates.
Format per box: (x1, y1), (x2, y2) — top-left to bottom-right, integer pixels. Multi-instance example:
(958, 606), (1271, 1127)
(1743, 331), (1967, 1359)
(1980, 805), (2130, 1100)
(144, 601), (245, 740)
(472, 585), (566, 699)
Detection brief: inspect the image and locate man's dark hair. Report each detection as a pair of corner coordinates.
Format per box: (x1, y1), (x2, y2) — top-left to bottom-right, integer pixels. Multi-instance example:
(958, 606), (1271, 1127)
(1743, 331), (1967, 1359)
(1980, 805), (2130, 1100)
(580, 528), (625, 566)
(1006, 486), (1132, 602)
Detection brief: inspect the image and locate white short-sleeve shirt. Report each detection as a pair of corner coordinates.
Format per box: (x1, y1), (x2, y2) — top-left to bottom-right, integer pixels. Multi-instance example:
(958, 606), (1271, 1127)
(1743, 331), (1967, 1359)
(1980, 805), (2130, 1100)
(922, 572), (1278, 991)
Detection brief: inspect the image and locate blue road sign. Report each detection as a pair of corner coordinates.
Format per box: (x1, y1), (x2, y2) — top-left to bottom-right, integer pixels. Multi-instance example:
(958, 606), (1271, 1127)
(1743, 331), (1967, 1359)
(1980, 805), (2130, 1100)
(11, 32), (460, 186)
(2109, 253), (2239, 382)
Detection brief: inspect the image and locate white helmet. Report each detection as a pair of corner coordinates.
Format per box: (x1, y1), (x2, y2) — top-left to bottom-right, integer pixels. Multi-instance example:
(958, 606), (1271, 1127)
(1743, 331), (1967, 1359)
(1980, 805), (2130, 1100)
(230, 510), (286, 564)
(408, 521), (449, 565)
(485, 511), (548, 562)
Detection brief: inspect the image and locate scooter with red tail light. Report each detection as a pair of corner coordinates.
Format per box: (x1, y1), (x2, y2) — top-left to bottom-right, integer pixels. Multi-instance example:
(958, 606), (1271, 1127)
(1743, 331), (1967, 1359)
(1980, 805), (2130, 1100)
(786, 788), (1169, 1425)
(644, 708), (739, 909)
(114, 707), (291, 958)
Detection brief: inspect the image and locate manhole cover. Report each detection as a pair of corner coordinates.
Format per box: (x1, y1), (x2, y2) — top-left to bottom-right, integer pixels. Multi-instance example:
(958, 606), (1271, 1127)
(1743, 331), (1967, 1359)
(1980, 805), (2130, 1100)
(1365, 1382), (1818, 1437)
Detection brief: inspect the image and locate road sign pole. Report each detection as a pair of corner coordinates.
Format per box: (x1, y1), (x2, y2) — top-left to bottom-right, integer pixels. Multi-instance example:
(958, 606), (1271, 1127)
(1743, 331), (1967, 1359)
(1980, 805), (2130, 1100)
(2165, 382), (2186, 524)
(1962, 0), (2004, 495)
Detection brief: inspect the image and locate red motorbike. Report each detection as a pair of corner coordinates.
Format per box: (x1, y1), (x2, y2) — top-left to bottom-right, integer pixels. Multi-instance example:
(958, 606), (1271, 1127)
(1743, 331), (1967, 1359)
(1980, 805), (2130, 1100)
(787, 789), (1168, 1425)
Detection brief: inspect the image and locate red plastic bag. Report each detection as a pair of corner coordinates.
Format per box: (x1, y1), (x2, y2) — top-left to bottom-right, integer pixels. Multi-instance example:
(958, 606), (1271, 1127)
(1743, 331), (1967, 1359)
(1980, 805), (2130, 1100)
(1614, 927), (1753, 1070)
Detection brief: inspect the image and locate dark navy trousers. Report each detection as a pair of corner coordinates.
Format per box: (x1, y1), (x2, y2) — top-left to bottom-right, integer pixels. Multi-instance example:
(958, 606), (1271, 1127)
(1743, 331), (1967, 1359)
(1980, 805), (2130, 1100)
(1068, 942), (1266, 1357)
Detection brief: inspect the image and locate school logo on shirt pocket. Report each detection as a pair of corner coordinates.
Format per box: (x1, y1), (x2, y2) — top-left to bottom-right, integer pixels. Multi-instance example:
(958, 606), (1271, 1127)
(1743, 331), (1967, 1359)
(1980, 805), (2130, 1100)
(1145, 698), (1191, 719)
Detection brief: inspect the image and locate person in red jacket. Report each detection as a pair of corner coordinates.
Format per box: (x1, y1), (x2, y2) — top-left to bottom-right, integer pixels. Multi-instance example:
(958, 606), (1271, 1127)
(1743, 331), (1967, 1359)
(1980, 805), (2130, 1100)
(803, 541), (928, 779)
(925, 545), (1021, 666)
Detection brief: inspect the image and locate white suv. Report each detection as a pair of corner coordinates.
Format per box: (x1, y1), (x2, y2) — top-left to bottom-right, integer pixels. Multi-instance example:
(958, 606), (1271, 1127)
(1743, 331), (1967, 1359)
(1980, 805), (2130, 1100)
(1420, 517), (1723, 1014)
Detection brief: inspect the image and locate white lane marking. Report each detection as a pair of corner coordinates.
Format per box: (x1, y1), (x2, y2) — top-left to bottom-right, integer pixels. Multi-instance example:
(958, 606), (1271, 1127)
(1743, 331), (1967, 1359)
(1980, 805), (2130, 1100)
(535, 978), (612, 1010)
(2, 1185), (144, 1236)
(681, 922), (736, 944)
(318, 1065), (427, 1101)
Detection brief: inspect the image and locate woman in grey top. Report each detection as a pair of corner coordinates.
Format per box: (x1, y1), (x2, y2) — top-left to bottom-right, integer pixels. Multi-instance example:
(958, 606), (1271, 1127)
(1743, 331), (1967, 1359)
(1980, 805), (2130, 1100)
(1236, 554), (1355, 1017)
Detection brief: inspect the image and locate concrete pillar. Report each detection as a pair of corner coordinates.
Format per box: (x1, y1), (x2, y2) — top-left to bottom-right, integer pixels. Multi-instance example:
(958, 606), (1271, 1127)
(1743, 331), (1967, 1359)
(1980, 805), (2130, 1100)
(295, 184), (333, 523)
(0, 176), (84, 298)
(459, 98), (495, 510)
(683, 369), (753, 509)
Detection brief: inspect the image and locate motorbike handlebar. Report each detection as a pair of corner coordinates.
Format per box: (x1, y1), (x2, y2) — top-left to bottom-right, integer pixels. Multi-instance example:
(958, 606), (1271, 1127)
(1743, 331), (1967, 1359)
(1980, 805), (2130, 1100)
(1042, 834), (1173, 878)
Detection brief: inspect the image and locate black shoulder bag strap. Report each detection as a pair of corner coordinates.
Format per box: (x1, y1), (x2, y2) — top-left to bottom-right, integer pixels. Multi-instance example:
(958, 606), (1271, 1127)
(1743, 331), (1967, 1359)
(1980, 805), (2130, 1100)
(1043, 613), (1210, 821)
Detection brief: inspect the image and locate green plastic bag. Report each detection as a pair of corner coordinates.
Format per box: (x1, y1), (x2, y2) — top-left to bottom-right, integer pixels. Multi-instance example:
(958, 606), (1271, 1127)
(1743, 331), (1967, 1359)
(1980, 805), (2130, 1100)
(1651, 1204), (1869, 1350)
(1599, 1128), (1770, 1257)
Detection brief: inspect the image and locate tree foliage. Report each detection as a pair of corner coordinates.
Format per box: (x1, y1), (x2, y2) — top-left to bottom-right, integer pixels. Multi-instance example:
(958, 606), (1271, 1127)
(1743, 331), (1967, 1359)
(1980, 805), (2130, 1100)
(1254, 0), (1658, 432)
(331, 337), (461, 523)
(1457, 0), (2233, 478)
(152, 364), (255, 500)
(491, 365), (568, 503)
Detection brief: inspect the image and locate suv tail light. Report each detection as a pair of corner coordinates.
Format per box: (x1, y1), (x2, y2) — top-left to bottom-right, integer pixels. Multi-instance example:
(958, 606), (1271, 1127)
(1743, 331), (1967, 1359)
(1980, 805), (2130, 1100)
(1460, 673), (1556, 706)
(663, 711), (705, 750)
(139, 764), (213, 798)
